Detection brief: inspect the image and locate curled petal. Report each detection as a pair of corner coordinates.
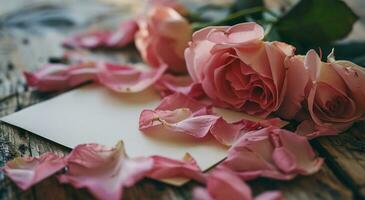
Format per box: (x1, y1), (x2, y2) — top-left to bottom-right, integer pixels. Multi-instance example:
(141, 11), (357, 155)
(24, 63), (98, 92)
(148, 153), (205, 183)
(63, 20), (138, 49)
(139, 107), (219, 138)
(210, 117), (286, 146)
(156, 92), (209, 112)
(2, 153), (65, 190)
(193, 169), (282, 200)
(223, 127), (323, 180)
(155, 74), (204, 98)
(97, 62), (167, 93)
(58, 142), (154, 200)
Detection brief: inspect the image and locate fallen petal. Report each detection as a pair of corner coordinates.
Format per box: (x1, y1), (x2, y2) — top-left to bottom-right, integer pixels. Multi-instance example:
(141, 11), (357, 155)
(58, 142), (154, 200)
(63, 20), (138, 49)
(222, 127), (323, 180)
(2, 153), (65, 190)
(148, 153), (205, 183)
(155, 74), (204, 98)
(97, 62), (167, 93)
(24, 63), (98, 92)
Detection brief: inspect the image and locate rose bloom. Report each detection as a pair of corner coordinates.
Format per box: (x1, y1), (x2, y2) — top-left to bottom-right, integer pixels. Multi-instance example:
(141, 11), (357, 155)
(184, 22), (295, 117)
(135, 6), (192, 73)
(281, 50), (365, 137)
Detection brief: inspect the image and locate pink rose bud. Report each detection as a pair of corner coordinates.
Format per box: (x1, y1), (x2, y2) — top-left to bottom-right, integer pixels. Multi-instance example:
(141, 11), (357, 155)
(184, 22), (295, 117)
(135, 6), (192, 73)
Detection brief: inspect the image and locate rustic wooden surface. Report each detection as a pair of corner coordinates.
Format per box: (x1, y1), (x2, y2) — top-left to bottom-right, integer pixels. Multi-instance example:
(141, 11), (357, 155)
(0, 0), (364, 200)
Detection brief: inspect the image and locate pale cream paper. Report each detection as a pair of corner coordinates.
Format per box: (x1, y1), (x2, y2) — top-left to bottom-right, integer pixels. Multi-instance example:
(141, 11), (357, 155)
(1, 84), (259, 185)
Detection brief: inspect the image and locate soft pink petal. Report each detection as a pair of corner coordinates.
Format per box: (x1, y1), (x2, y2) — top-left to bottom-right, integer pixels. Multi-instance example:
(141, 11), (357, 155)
(24, 63), (98, 92)
(277, 55), (308, 119)
(2, 153), (65, 190)
(156, 92), (209, 112)
(148, 153), (205, 183)
(207, 22), (264, 47)
(222, 127), (323, 180)
(97, 62), (167, 93)
(63, 20), (138, 49)
(135, 6), (191, 72)
(210, 117), (286, 146)
(139, 107), (219, 138)
(58, 142), (154, 200)
(154, 74), (204, 98)
(204, 170), (252, 200)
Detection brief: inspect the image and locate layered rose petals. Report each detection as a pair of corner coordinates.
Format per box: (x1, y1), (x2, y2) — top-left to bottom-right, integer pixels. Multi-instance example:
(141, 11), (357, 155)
(24, 62), (166, 93)
(2, 153), (65, 190)
(185, 22), (295, 117)
(193, 169), (283, 200)
(280, 50), (365, 137)
(24, 63), (98, 92)
(58, 142), (153, 200)
(155, 74), (204, 98)
(139, 93), (219, 138)
(63, 20), (138, 49)
(97, 62), (167, 93)
(140, 92), (286, 146)
(221, 127), (323, 180)
(3, 142), (206, 200)
(135, 6), (192, 72)
(148, 153), (205, 183)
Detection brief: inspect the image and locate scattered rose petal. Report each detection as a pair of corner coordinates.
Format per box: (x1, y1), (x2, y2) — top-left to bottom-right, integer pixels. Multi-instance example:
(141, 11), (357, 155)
(155, 74), (204, 98)
(222, 127), (323, 180)
(97, 62), (167, 93)
(58, 142), (154, 200)
(148, 153), (205, 183)
(139, 107), (220, 138)
(210, 117), (286, 146)
(63, 20), (138, 49)
(24, 61), (167, 93)
(193, 169), (282, 200)
(2, 153), (65, 190)
(24, 63), (98, 92)
(140, 93), (287, 145)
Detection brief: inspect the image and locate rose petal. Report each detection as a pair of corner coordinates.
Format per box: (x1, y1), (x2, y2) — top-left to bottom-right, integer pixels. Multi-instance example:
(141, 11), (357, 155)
(154, 74), (204, 98)
(58, 142), (154, 200)
(222, 127), (323, 180)
(277, 55), (308, 119)
(193, 169), (282, 200)
(204, 170), (252, 200)
(155, 92), (209, 112)
(148, 153), (205, 183)
(97, 62), (167, 93)
(139, 107), (219, 138)
(2, 153), (65, 190)
(24, 63), (98, 92)
(63, 19), (138, 49)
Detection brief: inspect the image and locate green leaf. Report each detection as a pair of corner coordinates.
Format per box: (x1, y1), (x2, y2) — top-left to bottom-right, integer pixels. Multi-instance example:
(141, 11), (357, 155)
(275, 0), (358, 49)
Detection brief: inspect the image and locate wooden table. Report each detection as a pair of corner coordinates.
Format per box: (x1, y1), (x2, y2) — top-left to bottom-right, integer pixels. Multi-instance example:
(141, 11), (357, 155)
(0, 0), (364, 199)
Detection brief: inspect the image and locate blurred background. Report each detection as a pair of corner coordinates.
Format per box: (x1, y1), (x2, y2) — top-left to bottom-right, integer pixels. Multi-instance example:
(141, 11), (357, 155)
(0, 0), (364, 99)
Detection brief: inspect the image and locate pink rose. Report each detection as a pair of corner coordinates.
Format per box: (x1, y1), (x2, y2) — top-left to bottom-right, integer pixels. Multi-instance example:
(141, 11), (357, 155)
(135, 6), (192, 73)
(282, 50), (365, 137)
(185, 22), (295, 117)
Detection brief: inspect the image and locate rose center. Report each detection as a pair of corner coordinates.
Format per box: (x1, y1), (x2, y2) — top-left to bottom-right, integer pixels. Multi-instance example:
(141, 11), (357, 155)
(325, 96), (346, 116)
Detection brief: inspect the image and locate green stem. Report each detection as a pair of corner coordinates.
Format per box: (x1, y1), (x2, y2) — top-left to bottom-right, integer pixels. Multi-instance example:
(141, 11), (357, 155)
(192, 6), (264, 31)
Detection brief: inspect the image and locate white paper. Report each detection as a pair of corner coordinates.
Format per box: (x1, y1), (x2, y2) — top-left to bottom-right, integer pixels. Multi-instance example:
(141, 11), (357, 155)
(1, 85), (232, 185)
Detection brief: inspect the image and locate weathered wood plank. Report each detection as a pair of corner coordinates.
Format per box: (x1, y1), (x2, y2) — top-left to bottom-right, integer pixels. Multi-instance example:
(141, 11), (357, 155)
(315, 123), (365, 199)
